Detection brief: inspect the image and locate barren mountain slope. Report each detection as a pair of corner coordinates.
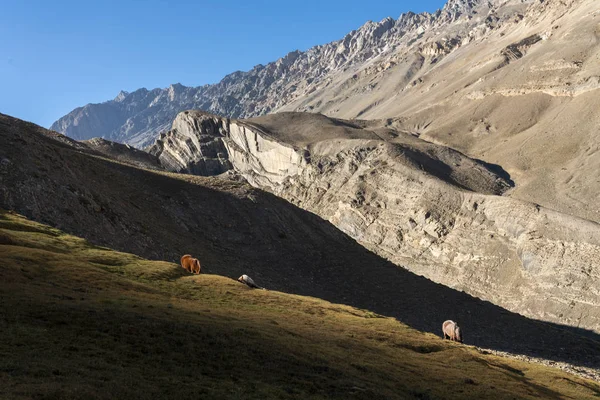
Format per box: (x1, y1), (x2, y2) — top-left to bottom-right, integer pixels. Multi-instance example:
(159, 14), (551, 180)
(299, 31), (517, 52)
(2, 112), (600, 370)
(150, 110), (600, 336)
(282, 0), (600, 223)
(82, 137), (162, 170)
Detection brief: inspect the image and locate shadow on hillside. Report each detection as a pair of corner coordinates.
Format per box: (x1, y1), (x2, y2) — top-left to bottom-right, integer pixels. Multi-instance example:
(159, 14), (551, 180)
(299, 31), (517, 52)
(475, 157), (515, 188)
(250, 192), (600, 370)
(401, 147), (481, 192)
(1, 116), (599, 371)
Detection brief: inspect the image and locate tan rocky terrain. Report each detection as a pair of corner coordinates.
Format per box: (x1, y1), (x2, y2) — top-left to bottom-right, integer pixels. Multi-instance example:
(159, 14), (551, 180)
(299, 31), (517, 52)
(149, 110), (600, 337)
(282, 0), (600, 224)
(2, 112), (600, 372)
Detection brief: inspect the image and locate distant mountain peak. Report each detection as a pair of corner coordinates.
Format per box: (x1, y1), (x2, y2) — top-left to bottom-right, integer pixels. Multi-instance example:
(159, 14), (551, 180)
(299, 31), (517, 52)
(114, 90), (129, 102)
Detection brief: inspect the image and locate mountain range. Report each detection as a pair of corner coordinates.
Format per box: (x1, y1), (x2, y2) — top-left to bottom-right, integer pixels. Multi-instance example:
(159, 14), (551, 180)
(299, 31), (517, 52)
(51, 0), (535, 148)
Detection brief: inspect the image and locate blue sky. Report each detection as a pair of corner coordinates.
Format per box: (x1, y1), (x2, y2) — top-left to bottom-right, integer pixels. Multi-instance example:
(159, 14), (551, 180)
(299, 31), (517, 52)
(0, 0), (445, 127)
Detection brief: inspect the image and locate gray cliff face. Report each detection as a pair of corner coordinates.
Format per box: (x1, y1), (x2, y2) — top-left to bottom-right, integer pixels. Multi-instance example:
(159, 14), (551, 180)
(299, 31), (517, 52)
(148, 111), (232, 175)
(150, 110), (600, 334)
(51, 0), (534, 148)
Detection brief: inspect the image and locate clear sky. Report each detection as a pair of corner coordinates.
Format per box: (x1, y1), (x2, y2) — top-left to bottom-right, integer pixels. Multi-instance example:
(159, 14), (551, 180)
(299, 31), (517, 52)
(0, 0), (445, 128)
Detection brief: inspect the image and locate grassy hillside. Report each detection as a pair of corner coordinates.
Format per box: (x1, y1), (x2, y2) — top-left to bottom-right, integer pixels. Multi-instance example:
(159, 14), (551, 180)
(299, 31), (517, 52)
(1, 210), (599, 399)
(4, 112), (600, 370)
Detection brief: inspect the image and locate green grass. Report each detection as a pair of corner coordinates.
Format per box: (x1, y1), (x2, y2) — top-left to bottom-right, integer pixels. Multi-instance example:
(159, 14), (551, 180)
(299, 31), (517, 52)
(1, 210), (599, 399)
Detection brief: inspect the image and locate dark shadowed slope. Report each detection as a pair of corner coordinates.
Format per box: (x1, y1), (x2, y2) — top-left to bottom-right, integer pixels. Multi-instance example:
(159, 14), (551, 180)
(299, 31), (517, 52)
(1, 113), (600, 371)
(83, 137), (162, 170)
(2, 211), (599, 399)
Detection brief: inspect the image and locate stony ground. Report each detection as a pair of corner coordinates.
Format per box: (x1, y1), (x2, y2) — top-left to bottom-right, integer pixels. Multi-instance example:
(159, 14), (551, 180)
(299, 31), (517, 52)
(477, 348), (600, 383)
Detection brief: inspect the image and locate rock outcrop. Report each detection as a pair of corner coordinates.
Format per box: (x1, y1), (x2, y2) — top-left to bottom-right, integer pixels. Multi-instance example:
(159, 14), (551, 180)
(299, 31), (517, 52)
(148, 111), (232, 175)
(150, 110), (600, 334)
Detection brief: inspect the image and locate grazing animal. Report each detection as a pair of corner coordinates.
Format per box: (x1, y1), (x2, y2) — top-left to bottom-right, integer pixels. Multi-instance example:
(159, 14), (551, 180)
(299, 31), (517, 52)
(180, 254), (201, 275)
(442, 320), (463, 343)
(238, 274), (263, 289)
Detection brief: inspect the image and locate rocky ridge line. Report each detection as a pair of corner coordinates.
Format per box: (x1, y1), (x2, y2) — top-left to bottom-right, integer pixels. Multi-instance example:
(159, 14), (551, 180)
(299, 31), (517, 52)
(50, 0), (535, 147)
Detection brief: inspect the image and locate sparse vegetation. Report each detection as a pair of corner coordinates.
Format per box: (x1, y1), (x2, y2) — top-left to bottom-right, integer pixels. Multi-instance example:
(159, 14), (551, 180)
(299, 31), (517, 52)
(1, 210), (599, 399)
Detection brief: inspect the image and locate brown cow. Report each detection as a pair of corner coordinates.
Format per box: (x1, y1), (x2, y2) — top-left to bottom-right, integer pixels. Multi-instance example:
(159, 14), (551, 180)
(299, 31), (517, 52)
(180, 254), (201, 275)
(442, 320), (463, 343)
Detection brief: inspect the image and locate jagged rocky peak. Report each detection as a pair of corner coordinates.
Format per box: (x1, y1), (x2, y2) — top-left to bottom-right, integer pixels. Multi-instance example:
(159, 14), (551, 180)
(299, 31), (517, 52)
(167, 83), (185, 98)
(276, 50), (301, 67)
(357, 16), (396, 39)
(114, 90), (129, 102)
(441, 0), (532, 20)
(444, 0), (480, 13)
(443, 0), (507, 13)
(51, 1), (469, 146)
(396, 11), (435, 29)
